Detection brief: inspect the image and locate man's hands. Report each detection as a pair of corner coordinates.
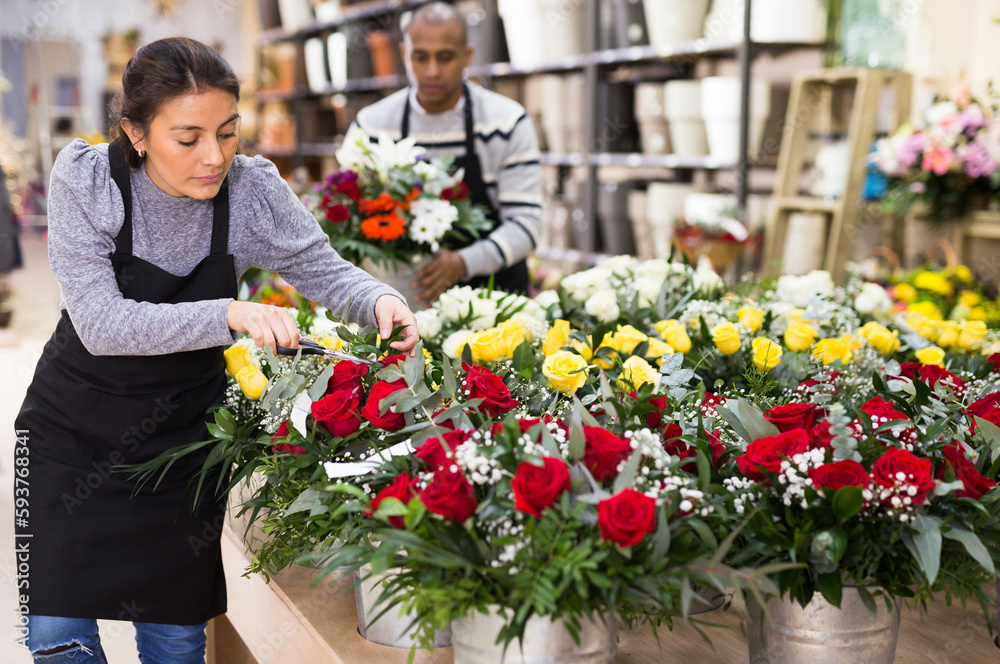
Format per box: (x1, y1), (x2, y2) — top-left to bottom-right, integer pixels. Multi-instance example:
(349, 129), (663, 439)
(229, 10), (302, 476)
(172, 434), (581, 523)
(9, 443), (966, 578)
(375, 294), (420, 355)
(414, 248), (467, 305)
(227, 301), (299, 350)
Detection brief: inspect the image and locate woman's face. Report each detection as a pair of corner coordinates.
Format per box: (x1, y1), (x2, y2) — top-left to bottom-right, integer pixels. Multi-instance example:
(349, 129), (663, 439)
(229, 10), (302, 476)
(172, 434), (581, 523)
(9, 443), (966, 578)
(123, 88), (239, 200)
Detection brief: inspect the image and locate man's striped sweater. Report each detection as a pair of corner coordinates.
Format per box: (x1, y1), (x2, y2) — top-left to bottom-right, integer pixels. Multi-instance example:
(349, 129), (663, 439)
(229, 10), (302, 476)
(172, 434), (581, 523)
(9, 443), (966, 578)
(354, 82), (543, 279)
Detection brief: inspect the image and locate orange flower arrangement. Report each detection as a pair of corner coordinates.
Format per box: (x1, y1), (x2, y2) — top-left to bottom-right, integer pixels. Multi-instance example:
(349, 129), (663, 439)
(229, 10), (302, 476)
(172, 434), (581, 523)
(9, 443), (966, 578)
(358, 192), (399, 216)
(361, 212), (406, 241)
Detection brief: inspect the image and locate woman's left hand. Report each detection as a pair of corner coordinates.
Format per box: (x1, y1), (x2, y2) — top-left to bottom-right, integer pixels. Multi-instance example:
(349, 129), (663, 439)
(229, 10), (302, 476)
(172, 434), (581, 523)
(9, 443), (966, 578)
(374, 294), (420, 356)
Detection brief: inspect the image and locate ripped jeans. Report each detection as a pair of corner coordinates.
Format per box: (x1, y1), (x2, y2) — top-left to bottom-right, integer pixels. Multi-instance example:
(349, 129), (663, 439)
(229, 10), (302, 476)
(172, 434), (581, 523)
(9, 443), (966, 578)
(25, 615), (207, 664)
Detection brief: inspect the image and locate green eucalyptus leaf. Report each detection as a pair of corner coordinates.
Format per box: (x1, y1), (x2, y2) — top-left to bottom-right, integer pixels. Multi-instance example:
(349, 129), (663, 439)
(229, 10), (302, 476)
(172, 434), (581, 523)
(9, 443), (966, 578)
(942, 525), (995, 574)
(903, 514), (943, 584)
(307, 363), (335, 401)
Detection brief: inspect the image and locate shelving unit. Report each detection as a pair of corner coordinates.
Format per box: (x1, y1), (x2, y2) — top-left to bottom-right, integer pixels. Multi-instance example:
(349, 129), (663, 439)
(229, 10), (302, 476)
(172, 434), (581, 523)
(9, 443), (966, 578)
(252, 0), (823, 263)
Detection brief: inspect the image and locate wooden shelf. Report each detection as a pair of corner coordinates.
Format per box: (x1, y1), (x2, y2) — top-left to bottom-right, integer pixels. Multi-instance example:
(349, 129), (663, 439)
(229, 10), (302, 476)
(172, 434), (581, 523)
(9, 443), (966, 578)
(259, 0), (435, 44)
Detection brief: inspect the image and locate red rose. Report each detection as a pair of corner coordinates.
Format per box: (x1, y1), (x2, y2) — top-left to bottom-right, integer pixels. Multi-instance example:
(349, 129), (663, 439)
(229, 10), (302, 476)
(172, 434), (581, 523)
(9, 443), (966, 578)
(966, 392), (1000, 419)
(701, 393), (726, 417)
(809, 459), (871, 493)
(970, 408), (1000, 435)
(511, 456), (571, 518)
(271, 420), (291, 441)
(896, 362), (920, 380)
(271, 421), (307, 454)
(311, 390), (362, 437)
(442, 182), (470, 201)
(419, 467), (477, 523)
(416, 429), (471, 470)
(583, 426), (633, 482)
(861, 396), (908, 424)
(871, 448), (936, 507)
(763, 403), (822, 433)
(336, 178), (361, 202)
(361, 380), (407, 431)
(462, 363), (519, 418)
(808, 420), (834, 451)
(326, 360), (369, 395)
(325, 204), (350, 222)
(597, 488), (657, 548)
(707, 429), (729, 467)
(380, 354), (408, 367)
(938, 443), (997, 499)
(796, 371), (841, 396)
(628, 391), (668, 430)
(737, 429), (811, 483)
(368, 472), (416, 528)
(919, 365), (965, 395)
(662, 424), (696, 459)
(988, 353), (1000, 374)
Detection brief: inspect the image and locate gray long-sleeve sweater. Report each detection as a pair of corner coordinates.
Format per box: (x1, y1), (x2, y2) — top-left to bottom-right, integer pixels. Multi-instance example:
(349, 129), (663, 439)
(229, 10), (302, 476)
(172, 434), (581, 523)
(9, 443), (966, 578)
(48, 139), (402, 356)
(354, 83), (543, 278)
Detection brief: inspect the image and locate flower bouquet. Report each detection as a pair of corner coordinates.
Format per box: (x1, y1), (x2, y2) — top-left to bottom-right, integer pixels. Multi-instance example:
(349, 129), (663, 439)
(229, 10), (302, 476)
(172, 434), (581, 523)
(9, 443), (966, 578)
(873, 84), (1000, 224)
(307, 126), (492, 271)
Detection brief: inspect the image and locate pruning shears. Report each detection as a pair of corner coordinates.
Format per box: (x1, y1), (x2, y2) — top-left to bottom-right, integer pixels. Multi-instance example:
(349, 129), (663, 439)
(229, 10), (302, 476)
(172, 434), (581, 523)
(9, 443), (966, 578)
(275, 338), (376, 365)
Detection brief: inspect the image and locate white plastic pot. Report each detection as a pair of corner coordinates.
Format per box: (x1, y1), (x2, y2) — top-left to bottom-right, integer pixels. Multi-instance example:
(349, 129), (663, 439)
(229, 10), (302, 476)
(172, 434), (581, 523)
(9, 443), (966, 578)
(700, 76), (771, 163)
(642, 0), (710, 48)
(684, 193), (738, 227)
(646, 183), (697, 258)
(498, 0), (547, 69)
(539, 0), (587, 61)
(664, 80), (708, 157)
(639, 119), (671, 154)
(781, 212), (827, 275)
(703, 0), (825, 43)
(303, 38), (328, 94)
(539, 75), (568, 153)
(635, 82), (666, 120)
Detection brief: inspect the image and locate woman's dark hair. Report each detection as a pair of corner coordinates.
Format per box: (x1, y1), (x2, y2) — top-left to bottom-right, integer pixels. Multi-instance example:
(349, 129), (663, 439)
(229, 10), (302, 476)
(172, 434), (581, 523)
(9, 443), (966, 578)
(108, 37), (240, 169)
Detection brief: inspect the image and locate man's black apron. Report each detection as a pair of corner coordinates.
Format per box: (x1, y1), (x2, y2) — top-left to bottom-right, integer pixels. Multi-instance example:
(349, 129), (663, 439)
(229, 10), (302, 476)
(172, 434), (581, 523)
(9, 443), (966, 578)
(401, 83), (530, 294)
(13, 143), (234, 624)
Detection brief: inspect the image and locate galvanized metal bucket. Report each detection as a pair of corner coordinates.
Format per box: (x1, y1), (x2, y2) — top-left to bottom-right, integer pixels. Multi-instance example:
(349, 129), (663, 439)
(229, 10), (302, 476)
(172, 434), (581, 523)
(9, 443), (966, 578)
(746, 588), (901, 664)
(452, 607), (618, 664)
(354, 565), (452, 648)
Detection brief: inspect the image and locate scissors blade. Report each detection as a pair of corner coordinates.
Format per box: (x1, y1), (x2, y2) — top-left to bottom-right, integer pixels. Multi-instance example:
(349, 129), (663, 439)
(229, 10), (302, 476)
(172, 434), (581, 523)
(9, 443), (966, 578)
(323, 349), (377, 365)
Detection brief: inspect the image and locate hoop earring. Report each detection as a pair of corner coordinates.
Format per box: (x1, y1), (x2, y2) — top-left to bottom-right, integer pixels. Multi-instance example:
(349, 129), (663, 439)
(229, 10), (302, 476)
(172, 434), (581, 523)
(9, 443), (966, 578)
(136, 147), (144, 158)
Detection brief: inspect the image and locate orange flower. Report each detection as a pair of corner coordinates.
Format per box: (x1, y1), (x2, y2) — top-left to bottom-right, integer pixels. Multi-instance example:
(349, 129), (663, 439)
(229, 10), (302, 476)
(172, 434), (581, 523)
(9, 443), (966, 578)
(361, 212), (406, 241)
(358, 193), (398, 216)
(398, 187), (420, 211)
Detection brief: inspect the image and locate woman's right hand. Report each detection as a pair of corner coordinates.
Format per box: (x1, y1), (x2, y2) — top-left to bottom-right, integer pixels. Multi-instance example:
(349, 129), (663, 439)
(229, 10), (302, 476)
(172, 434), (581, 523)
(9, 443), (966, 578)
(227, 300), (300, 350)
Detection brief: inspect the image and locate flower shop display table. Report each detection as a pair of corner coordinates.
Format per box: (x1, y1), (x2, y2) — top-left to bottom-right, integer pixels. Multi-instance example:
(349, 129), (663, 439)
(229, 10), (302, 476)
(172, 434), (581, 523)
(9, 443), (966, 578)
(208, 517), (998, 664)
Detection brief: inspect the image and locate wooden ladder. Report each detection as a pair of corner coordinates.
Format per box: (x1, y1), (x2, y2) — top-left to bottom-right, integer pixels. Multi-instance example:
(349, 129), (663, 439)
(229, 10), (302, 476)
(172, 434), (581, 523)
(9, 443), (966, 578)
(762, 68), (912, 282)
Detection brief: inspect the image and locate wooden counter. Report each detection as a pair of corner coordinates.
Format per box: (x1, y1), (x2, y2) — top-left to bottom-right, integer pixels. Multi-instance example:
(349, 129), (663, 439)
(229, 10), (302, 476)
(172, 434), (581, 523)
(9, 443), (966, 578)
(212, 523), (1000, 664)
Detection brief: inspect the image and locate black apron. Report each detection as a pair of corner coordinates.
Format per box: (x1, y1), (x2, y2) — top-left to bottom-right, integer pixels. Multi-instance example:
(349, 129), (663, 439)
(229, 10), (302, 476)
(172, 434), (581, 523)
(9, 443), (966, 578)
(402, 83), (530, 294)
(13, 143), (234, 624)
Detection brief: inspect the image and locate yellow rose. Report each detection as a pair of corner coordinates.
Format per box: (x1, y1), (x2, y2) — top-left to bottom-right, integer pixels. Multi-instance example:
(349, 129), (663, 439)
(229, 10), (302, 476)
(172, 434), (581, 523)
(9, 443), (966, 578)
(915, 345), (945, 367)
(654, 319), (692, 353)
(959, 290), (981, 308)
(751, 337), (782, 372)
(913, 271), (953, 296)
(235, 365), (269, 400)
(905, 312), (938, 341)
(812, 338), (852, 366)
(645, 338), (675, 365)
(498, 319), (530, 351)
(933, 320), (959, 348)
(712, 322), (742, 356)
(958, 320), (987, 350)
(589, 333), (616, 370)
(893, 283), (917, 303)
(542, 350), (589, 395)
(319, 335), (343, 350)
(618, 355), (660, 391)
(467, 327), (511, 364)
(738, 306), (765, 333)
(907, 300), (944, 321)
(543, 319), (572, 356)
(224, 344), (254, 378)
(866, 325), (900, 355)
(607, 324), (649, 355)
(784, 321), (818, 352)
(970, 306), (989, 322)
(956, 265), (972, 282)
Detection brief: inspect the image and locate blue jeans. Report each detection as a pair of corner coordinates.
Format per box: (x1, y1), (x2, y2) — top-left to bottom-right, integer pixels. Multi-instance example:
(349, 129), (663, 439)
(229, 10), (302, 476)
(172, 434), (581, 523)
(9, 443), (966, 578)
(25, 615), (207, 664)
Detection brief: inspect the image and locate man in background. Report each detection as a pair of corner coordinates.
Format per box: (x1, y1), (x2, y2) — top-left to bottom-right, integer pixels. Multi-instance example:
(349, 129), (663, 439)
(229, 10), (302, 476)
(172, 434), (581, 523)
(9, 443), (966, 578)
(354, 1), (542, 303)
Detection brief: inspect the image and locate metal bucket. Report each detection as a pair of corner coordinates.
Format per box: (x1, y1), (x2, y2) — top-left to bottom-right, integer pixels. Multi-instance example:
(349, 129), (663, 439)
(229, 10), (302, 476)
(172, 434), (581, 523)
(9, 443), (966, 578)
(354, 565), (452, 648)
(746, 588), (901, 664)
(452, 607), (617, 664)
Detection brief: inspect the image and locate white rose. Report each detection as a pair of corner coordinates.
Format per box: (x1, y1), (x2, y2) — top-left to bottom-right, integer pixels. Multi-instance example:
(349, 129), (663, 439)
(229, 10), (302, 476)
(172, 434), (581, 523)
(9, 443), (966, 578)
(515, 298), (547, 324)
(414, 308), (443, 339)
(776, 270), (834, 308)
(635, 259), (671, 282)
(634, 276), (664, 307)
(693, 263), (724, 293)
(468, 297), (498, 330)
(442, 329), (475, 359)
(533, 289), (560, 310)
(854, 282), (891, 315)
(602, 255), (638, 277)
(438, 286), (476, 321)
(562, 267), (612, 301)
(584, 289), (621, 323)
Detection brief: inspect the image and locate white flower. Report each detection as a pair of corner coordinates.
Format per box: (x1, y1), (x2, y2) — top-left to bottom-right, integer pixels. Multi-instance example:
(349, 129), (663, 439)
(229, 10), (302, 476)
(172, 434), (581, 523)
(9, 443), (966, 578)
(443, 329), (475, 358)
(438, 286), (476, 321)
(334, 125), (372, 173)
(562, 267), (612, 301)
(602, 254), (638, 277)
(635, 259), (673, 282)
(468, 297), (499, 330)
(584, 289), (620, 323)
(533, 289), (560, 310)
(634, 276), (664, 307)
(408, 198), (459, 250)
(413, 161), (452, 195)
(775, 270), (834, 308)
(414, 308), (443, 339)
(854, 282), (891, 315)
(925, 101), (959, 126)
(370, 131), (425, 180)
(692, 261), (724, 292)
